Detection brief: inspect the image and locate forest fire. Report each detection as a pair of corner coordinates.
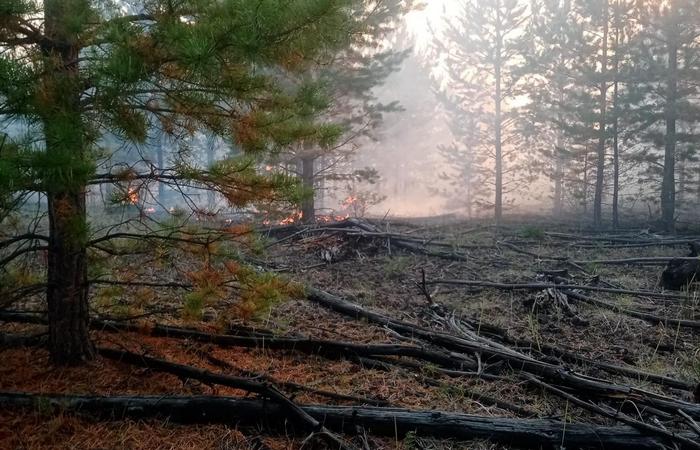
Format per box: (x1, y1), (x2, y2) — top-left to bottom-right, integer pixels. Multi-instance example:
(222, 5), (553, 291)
(262, 211), (350, 226)
(279, 211), (303, 225)
(317, 213), (350, 223)
(126, 187), (139, 205)
(342, 195), (358, 208)
(5, 2), (700, 449)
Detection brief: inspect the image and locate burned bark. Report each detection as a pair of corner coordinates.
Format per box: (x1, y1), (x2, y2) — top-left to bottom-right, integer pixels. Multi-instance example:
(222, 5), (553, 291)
(1, 392), (693, 449)
(661, 242), (700, 290)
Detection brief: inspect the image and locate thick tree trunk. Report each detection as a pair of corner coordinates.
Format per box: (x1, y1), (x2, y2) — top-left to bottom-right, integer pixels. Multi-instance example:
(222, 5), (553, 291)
(46, 191), (94, 364)
(593, 1), (609, 230)
(0, 393), (690, 449)
(301, 156), (315, 223)
(662, 9), (679, 233)
(494, 5), (503, 227)
(43, 0), (94, 364)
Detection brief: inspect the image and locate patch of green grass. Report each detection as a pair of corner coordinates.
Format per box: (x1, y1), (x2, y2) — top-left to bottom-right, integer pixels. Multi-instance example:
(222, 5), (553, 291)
(381, 255), (412, 279)
(182, 290), (206, 320)
(518, 225), (545, 240)
(93, 285), (125, 310)
(1, 266), (43, 288)
(584, 262), (601, 275)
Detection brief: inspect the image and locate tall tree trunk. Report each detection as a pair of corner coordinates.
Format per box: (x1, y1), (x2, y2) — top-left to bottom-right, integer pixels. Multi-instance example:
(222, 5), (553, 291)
(583, 151), (589, 215)
(47, 191), (94, 364)
(157, 133), (165, 206)
(662, 6), (679, 233)
(593, 1), (609, 230)
(611, 1), (621, 230)
(43, 0), (95, 364)
(553, 89), (565, 216)
(494, 2), (503, 226)
(206, 134), (216, 209)
(301, 156), (315, 223)
(553, 136), (563, 216)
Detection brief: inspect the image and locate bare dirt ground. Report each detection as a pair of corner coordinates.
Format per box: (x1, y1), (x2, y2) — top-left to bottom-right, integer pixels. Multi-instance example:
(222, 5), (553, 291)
(1, 216), (699, 449)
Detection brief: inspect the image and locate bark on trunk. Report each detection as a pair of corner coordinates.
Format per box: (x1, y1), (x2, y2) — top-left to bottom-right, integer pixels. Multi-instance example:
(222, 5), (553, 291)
(593, 1), (609, 230)
(0, 392), (689, 449)
(662, 6), (679, 233)
(582, 151), (589, 214)
(301, 156), (315, 223)
(553, 87), (565, 216)
(46, 192), (94, 364)
(494, 3), (503, 226)
(43, 0), (95, 364)
(206, 134), (216, 209)
(553, 138), (564, 216)
(611, 1), (621, 229)
(157, 133), (165, 206)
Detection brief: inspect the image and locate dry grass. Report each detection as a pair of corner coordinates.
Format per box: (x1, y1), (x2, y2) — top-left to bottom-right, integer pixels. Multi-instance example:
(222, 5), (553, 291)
(1, 218), (699, 448)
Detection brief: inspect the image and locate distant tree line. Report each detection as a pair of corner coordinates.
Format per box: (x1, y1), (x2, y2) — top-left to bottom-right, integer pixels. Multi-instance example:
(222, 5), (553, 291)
(430, 0), (700, 231)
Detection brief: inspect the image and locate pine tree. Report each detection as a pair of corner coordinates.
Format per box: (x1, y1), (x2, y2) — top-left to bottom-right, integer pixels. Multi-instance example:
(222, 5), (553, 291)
(526, 0), (639, 226)
(0, 0), (375, 364)
(625, 0), (700, 231)
(269, 2), (412, 223)
(431, 0), (530, 225)
(524, 0), (589, 217)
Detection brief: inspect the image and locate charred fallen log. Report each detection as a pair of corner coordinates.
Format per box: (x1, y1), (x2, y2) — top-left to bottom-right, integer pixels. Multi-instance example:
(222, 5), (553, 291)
(661, 242), (700, 290)
(0, 311), (477, 371)
(306, 288), (700, 419)
(0, 391), (693, 449)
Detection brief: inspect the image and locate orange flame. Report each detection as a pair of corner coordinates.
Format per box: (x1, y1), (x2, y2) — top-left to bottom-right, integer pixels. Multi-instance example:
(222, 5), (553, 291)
(126, 187), (139, 205)
(279, 211), (303, 225)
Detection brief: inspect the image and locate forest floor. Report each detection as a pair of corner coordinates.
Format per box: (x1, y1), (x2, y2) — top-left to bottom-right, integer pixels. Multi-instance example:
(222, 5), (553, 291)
(1, 216), (699, 449)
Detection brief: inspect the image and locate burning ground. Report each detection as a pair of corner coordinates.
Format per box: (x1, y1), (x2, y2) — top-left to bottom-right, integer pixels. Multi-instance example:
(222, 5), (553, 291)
(1, 217), (700, 449)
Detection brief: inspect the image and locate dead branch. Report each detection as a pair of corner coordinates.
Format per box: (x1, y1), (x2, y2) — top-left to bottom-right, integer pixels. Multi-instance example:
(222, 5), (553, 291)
(426, 279), (689, 300)
(561, 289), (700, 330)
(437, 310), (695, 392)
(573, 256), (700, 266)
(198, 350), (390, 406)
(0, 311), (477, 371)
(306, 288), (700, 419)
(96, 348), (354, 450)
(523, 374), (700, 450)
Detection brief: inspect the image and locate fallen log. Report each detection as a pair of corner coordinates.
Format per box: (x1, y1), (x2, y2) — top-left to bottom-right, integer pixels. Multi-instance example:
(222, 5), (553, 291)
(0, 311), (477, 371)
(430, 305), (695, 393)
(0, 332), (46, 349)
(661, 242), (700, 290)
(96, 348), (357, 450)
(573, 256), (700, 266)
(561, 289), (700, 330)
(498, 240), (700, 267)
(523, 374), (700, 450)
(543, 231), (699, 244)
(97, 348), (319, 430)
(573, 241), (693, 249)
(441, 313), (695, 392)
(197, 350), (390, 406)
(423, 279), (700, 330)
(1, 391), (691, 449)
(306, 288), (700, 418)
(426, 279), (688, 301)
